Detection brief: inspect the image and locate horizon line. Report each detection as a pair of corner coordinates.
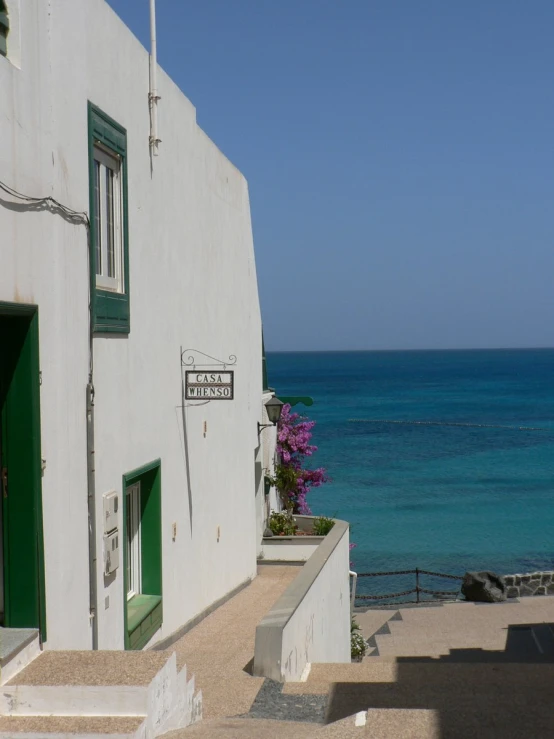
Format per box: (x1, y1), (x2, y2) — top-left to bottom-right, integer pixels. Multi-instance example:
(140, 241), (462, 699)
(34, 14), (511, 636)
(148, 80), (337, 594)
(266, 346), (554, 354)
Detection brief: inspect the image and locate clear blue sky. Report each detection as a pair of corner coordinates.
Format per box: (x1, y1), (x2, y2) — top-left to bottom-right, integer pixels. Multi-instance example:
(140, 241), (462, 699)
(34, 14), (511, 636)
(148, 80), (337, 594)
(107, 0), (554, 351)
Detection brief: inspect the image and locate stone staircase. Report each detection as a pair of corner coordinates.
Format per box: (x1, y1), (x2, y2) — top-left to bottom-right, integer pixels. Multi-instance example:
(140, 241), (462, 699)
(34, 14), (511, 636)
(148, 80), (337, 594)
(160, 594), (554, 738)
(0, 644), (201, 738)
(281, 658), (554, 737)
(270, 599), (554, 738)
(358, 598), (554, 660)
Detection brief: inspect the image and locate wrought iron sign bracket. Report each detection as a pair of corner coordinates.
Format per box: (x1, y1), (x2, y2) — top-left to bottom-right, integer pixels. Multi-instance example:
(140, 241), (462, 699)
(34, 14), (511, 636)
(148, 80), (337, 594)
(180, 348), (237, 370)
(180, 348), (238, 406)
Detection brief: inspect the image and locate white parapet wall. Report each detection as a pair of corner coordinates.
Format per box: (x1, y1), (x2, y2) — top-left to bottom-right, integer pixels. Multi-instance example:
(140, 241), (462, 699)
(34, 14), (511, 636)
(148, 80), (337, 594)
(260, 537), (323, 563)
(260, 515), (326, 562)
(253, 519), (350, 682)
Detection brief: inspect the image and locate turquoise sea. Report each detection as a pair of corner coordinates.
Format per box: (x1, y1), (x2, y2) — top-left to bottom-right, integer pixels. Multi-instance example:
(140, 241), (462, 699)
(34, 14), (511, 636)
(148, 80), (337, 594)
(267, 349), (554, 597)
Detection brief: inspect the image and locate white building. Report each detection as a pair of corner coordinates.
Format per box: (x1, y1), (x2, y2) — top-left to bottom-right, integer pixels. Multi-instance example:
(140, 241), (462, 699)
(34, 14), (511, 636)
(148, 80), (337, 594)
(0, 0), (275, 651)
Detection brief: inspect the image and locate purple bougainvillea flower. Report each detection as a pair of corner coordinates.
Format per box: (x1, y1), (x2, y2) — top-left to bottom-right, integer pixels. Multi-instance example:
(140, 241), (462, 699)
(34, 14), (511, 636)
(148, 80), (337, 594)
(274, 403), (329, 516)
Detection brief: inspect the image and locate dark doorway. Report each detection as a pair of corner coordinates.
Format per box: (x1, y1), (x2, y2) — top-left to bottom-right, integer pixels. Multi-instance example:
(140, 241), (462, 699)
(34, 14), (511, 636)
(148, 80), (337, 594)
(0, 304), (46, 640)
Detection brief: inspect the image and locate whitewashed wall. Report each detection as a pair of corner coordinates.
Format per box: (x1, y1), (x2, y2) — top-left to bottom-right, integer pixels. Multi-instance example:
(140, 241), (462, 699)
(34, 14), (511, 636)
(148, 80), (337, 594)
(0, 0), (262, 648)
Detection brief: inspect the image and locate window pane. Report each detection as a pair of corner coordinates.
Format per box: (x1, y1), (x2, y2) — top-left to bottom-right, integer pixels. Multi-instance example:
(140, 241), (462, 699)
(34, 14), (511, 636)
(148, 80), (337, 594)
(126, 497), (132, 597)
(94, 161), (102, 275)
(126, 484), (141, 599)
(133, 489), (141, 595)
(106, 168), (115, 278)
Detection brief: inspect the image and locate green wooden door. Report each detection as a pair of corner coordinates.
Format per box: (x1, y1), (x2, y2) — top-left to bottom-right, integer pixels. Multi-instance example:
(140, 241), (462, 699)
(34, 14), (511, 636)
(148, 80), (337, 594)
(0, 308), (46, 639)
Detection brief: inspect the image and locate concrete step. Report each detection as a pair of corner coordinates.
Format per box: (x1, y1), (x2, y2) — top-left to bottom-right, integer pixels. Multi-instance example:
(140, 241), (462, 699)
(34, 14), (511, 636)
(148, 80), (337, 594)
(278, 658), (554, 737)
(0, 650), (202, 738)
(283, 661), (554, 736)
(0, 628), (41, 686)
(370, 619), (554, 661)
(361, 601), (554, 663)
(1, 650), (172, 716)
(0, 714), (144, 738)
(285, 659), (554, 693)
(320, 709), (438, 738)
(165, 714), (378, 739)
(283, 661), (400, 695)
(322, 664), (554, 737)
(373, 617), (503, 658)
(353, 611), (391, 639)
(164, 717), (321, 738)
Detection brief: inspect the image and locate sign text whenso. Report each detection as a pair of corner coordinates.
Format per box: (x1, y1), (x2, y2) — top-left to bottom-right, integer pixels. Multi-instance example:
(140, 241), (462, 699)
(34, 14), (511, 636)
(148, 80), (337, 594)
(185, 371), (234, 400)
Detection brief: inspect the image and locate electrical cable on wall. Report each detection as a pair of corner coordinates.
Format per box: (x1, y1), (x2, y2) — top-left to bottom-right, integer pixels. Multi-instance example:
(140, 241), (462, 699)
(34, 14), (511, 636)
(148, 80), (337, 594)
(0, 177), (93, 379)
(0, 179), (90, 226)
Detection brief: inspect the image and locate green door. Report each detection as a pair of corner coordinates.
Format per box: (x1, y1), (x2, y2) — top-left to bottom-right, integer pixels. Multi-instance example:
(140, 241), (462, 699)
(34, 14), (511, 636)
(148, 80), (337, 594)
(0, 306), (46, 640)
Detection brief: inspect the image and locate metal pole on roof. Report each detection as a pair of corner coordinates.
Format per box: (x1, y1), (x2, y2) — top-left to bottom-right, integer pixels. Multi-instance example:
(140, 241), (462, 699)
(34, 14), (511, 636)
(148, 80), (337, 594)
(149, 0), (161, 155)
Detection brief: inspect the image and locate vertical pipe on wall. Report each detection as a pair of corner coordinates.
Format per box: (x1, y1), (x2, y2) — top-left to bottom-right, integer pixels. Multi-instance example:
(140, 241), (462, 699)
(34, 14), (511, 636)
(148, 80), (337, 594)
(149, 0), (161, 155)
(87, 383), (98, 649)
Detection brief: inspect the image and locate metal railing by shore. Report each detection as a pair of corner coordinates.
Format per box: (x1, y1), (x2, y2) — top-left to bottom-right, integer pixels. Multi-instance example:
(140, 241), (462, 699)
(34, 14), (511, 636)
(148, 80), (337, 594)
(355, 568), (463, 607)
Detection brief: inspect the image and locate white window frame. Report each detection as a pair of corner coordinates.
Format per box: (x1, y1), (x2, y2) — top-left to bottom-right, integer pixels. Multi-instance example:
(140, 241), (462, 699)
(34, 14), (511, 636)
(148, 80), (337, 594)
(126, 483), (141, 601)
(93, 144), (124, 294)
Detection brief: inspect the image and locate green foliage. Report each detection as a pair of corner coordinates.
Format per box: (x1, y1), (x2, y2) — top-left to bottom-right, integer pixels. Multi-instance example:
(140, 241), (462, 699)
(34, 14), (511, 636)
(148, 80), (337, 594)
(265, 464), (301, 510)
(312, 516), (335, 536)
(351, 617), (367, 660)
(268, 509), (298, 536)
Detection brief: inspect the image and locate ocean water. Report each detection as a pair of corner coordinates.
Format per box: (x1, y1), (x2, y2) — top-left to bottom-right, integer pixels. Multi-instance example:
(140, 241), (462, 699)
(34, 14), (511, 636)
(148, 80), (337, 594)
(267, 349), (554, 598)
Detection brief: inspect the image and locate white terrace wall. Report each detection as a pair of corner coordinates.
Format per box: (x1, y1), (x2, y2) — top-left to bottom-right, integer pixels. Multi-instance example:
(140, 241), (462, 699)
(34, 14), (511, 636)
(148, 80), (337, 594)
(253, 520), (351, 682)
(0, 0), (262, 649)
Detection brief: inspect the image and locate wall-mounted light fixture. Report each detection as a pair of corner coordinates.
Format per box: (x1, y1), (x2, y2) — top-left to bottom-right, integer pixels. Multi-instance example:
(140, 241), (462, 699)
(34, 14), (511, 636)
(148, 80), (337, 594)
(258, 396), (284, 434)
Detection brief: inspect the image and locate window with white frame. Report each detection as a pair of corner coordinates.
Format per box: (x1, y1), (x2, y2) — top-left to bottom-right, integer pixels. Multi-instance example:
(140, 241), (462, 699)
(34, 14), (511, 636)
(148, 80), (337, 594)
(126, 483), (141, 601)
(88, 103), (129, 333)
(93, 145), (124, 293)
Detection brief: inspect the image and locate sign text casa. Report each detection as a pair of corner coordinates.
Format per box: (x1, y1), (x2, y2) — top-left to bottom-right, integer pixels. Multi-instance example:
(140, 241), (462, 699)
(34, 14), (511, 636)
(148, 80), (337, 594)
(185, 371), (234, 400)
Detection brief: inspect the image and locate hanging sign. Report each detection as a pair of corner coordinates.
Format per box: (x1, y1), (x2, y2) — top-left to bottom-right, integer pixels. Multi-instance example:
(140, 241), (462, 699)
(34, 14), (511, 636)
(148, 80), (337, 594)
(185, 371), (234, 400)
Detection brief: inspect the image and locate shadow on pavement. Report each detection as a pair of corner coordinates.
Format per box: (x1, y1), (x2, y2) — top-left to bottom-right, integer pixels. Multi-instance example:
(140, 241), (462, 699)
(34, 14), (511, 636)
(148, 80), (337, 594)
(326, 622), (554, 738)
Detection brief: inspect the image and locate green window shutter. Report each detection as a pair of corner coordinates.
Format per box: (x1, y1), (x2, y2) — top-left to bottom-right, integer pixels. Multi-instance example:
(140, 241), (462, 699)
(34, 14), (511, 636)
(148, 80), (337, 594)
(87, 102), (130, 334)
(0, 2), (9, 57)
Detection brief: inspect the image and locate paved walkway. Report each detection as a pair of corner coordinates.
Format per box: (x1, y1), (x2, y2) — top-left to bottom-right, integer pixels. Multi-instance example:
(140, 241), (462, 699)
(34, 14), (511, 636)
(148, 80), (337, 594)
(161, 573), (554, 737)
(162, 565), (367, 737)
(167, 565), (298, 720)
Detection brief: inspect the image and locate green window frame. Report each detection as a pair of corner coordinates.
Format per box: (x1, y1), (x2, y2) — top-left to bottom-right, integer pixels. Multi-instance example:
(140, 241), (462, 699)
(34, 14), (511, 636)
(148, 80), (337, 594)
(122, 460), (162, 650)
(87, 102), (130, 334)
(0, 1), (9, 57)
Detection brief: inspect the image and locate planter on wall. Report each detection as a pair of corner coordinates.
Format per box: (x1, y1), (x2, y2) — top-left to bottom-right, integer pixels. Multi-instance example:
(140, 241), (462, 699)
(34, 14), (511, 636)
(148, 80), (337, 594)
(260, 515), (326, 563)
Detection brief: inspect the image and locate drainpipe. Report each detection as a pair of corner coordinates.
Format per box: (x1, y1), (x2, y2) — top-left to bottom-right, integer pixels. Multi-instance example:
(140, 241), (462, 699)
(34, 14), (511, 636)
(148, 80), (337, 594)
(149, 0), (161, 155)
(86, 383), (98, 649)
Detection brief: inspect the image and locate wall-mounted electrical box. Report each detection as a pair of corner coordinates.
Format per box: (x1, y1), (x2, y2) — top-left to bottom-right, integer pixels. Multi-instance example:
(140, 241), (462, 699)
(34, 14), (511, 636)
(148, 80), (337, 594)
(103, 491), (119, 574)
(104, 530), (120, 575)
(103, 491), (119, 534)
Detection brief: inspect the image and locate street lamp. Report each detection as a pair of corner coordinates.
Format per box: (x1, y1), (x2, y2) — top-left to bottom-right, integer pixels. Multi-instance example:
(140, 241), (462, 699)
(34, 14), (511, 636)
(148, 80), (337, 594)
(258, 396), (284, 434)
